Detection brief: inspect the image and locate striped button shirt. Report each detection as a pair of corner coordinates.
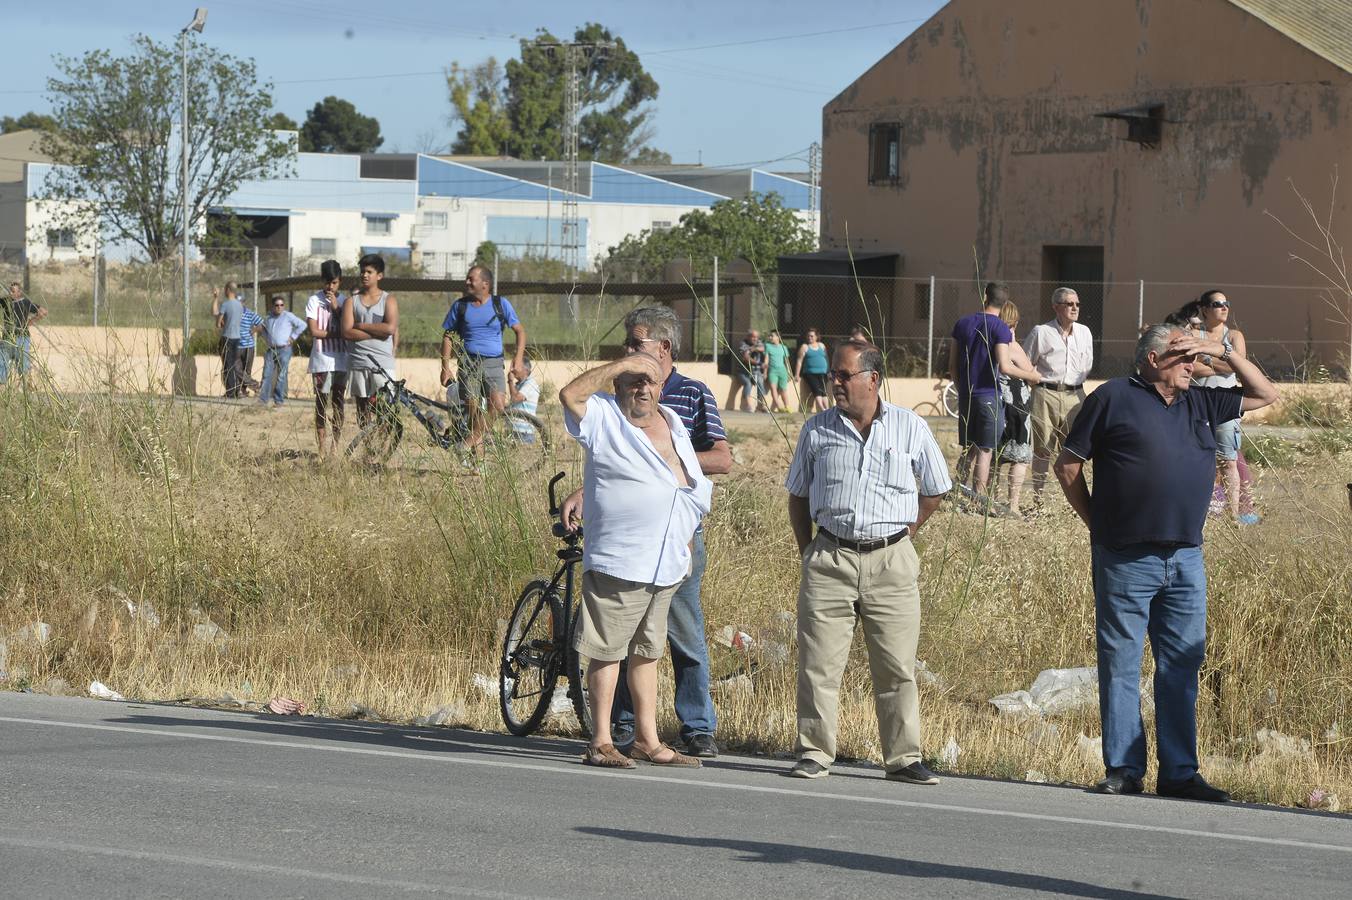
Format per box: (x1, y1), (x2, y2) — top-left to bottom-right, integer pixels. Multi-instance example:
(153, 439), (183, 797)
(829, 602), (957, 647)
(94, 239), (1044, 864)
(786, 401), (952, 540)
(660, 368), (727, 452)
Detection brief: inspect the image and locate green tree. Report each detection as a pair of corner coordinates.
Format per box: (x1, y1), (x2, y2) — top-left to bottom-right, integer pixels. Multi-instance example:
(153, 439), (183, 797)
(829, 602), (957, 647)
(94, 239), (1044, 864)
(40, 35), (292, 262)
(1, 111), (58, 133)
(299, 96), (382, 153)
(603, 192), (816, 280)
(265, 111), (299, 131)
(448, 23), (665, 163)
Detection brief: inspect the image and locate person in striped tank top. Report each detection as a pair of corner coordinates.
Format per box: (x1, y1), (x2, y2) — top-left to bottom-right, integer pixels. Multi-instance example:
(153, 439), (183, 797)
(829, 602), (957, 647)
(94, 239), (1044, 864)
(305, 259), (350, 456)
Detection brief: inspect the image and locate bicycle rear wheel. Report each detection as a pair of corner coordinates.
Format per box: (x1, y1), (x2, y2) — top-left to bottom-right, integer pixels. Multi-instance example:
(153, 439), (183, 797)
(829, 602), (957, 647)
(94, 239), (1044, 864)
(566, 596), (594, 739)
(346, 403), (405, 462)
(500, 579), (563, 736)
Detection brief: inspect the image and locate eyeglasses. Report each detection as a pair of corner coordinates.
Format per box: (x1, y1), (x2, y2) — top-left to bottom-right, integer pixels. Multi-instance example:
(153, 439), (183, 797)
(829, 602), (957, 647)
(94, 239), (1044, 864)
(1056, 302), (1081, 309)
(1209, 300), (1229, 308)
(622, 337), (661, 351)
(827, 369), (873, 383)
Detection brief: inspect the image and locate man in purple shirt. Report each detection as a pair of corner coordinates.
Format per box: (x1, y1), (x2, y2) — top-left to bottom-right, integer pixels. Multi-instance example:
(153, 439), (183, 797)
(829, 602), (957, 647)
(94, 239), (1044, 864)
(948, 282), (1041, 497)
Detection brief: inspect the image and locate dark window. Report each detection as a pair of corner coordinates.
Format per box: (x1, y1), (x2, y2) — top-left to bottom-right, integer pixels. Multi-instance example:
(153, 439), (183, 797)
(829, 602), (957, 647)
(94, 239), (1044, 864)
(868, 123), (901, 184)
(47, 228), (76, 249)
(913, 281), (931, 320)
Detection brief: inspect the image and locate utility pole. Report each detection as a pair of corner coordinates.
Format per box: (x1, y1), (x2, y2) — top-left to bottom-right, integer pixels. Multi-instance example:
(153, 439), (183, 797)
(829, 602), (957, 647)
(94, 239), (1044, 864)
(808, 141), (821, 245)
(536, 38), (613, 281)
(179, 8), (207, 346)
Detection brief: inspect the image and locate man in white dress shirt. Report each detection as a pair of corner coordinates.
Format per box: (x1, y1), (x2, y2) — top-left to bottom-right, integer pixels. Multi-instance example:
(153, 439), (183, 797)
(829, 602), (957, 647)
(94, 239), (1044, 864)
(560, 351), (713, 770)
(785, 339), (952, 783)
(1023, 287), (1094, 501)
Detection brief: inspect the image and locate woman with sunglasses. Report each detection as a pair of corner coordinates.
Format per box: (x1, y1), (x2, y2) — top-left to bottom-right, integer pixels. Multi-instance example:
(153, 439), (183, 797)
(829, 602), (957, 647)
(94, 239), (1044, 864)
(1177, 291), (1258, 524)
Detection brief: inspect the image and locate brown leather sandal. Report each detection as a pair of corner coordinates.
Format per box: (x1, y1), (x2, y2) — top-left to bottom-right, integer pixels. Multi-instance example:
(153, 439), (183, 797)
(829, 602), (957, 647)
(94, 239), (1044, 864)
(630, 743), (702, 768)
(582, 743), (636, 769)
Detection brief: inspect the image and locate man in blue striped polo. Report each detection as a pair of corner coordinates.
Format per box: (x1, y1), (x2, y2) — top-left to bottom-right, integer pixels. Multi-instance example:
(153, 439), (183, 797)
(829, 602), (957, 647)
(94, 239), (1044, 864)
(561, 305), (732, 758)
(786, 339), (952, 782)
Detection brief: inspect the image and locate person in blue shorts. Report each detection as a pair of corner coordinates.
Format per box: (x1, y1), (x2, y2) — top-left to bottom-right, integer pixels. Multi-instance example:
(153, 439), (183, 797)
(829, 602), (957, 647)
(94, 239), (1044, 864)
(439, 264), (528, 462)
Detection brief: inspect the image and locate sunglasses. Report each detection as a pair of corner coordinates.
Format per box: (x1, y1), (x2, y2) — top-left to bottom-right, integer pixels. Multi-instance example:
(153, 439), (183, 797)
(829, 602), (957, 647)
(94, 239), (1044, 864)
(827, 369), (873, 383)
(1209, 300), (1229, 308)
(622, 337), (661, 351)
(1056, 302), (1081, 309)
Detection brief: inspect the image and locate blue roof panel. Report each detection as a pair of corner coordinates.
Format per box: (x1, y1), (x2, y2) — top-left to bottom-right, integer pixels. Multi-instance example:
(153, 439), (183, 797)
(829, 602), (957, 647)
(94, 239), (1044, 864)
(588, 163), (727, 206)
(751, 170), (816, 210)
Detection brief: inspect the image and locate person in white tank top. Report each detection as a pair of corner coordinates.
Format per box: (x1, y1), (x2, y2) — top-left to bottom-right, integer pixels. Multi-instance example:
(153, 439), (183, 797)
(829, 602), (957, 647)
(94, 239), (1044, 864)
(1181, 290), (1255, 523)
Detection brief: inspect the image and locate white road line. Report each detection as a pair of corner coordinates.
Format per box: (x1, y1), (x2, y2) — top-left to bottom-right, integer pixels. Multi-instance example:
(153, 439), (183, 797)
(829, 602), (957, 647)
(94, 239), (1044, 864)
(0, 834), (556, 899)
(4, 714), (1351, 857)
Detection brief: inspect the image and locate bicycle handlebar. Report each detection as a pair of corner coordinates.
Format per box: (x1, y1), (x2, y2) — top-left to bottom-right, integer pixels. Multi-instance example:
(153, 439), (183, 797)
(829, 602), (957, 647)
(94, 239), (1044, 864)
(548, 471), (565, 517)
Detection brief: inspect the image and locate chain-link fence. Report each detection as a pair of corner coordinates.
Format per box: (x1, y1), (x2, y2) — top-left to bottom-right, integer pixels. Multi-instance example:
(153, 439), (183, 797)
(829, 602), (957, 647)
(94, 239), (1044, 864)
(6, 246), (1350, 380)
(768, 273), (1352, 380)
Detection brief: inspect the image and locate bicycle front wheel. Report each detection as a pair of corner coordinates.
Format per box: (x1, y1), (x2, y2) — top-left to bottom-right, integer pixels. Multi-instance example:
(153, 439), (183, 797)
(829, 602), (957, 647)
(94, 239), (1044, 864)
(500, 579), (563, 736)
(942, 383), (960, 419)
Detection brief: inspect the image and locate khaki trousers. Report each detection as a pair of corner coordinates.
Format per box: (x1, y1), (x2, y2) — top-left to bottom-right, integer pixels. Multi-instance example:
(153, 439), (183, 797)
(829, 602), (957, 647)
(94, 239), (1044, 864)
(796, 532), (922, 771)
(1030, 386), (1085, 460)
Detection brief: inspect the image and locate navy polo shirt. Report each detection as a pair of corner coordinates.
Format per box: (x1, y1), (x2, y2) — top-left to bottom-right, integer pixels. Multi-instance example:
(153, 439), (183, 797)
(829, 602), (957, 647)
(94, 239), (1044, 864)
(660, 368), (726, 452)
(1063, 376), (1243, 549)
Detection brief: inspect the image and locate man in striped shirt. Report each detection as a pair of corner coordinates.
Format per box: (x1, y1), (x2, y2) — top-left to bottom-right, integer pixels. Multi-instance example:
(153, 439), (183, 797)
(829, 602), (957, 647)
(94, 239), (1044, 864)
(236, 302), (264, 398)
(561, 306), (732, 758)
(785, 339), (952, 782)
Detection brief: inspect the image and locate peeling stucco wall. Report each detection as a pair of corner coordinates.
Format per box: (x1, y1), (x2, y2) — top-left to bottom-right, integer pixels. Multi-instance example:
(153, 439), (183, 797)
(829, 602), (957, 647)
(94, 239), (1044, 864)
(819, 0), (1352, 368)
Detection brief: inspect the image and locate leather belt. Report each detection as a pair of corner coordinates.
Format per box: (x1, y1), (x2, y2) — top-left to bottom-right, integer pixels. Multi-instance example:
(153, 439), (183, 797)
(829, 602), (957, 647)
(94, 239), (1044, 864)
(1036, 382), (1081, 393)
(819, 527), (909, 552)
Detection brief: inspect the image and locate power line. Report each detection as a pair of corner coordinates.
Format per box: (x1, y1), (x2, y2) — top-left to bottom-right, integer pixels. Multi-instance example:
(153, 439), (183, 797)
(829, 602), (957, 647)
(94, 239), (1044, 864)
(643, 18), (929, 55)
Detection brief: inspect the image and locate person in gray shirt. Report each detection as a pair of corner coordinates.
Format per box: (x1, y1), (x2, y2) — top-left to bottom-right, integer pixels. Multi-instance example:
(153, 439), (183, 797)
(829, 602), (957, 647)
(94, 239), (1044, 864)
(214, 282), (247, 398)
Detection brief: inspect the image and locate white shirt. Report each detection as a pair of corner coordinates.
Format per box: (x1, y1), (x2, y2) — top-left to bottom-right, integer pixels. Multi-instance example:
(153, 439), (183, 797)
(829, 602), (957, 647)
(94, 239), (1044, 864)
(305, 292), (348, 373)
(1023, 320), (1093, 386)
(785, 401), (952, 540)
(566, 394), (713, 587)
(509, 376), (541, 439)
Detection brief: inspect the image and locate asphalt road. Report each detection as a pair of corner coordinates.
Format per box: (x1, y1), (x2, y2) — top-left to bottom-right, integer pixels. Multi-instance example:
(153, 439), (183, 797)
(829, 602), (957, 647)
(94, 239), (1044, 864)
(2, 693), (1349, 899)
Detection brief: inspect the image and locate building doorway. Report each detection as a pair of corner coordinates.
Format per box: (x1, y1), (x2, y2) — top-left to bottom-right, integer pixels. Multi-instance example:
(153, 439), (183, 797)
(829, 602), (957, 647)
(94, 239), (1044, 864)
(1041, 245), (1104, 359)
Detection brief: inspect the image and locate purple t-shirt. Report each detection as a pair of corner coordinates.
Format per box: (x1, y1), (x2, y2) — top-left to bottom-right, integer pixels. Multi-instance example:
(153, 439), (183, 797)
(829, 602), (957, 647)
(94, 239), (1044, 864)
(952, 312), (1013, 397)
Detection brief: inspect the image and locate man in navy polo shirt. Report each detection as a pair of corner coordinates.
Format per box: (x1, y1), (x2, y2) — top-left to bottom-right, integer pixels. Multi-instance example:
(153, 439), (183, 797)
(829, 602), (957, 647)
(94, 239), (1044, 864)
(1055, 323), (1277, 802)
(440, 264), (528, 462)
(561, 305), (732, 758)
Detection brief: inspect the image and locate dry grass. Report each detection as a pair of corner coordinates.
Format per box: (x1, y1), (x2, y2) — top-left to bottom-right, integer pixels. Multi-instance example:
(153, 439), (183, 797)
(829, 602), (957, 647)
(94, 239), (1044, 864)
(1, 377), (1349, 811)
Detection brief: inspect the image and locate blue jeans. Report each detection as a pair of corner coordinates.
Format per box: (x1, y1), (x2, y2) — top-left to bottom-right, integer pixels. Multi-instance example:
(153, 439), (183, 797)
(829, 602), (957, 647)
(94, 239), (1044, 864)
(1092, 543), (1207, 783)
(613, 528), (717, 744)
(259, 346), (293, 404)
(0, 336), (32, 383)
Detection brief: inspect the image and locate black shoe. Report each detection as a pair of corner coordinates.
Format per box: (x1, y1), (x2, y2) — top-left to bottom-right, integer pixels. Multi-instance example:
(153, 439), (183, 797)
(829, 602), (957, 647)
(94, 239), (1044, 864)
(684, 733), (719, 759)
(885, 761), (940, 785)
(1092, 771), (1145, 795)
(1157, 773), (1231, 803)
(786, 759), (829, 779)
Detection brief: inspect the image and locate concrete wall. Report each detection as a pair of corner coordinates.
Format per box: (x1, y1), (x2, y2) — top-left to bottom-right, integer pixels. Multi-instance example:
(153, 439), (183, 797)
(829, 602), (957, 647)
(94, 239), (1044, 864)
(822, 0), (1352, 371)
(26, 327), (1340, 424)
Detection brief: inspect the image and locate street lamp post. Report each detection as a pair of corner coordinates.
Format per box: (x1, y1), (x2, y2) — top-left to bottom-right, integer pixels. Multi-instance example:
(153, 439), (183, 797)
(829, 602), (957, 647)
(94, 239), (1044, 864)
(180, 7), (207, 346)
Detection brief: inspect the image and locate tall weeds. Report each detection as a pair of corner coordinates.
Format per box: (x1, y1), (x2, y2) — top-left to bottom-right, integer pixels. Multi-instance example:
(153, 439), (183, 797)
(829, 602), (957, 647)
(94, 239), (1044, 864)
(1, 379), (1348, 809)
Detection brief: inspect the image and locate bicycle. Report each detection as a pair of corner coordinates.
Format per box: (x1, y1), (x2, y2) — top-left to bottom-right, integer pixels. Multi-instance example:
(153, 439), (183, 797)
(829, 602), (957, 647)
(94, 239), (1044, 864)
(498, 471), (593, 737)
(913, 380), (961, 419)
(345, 365), (551, 469)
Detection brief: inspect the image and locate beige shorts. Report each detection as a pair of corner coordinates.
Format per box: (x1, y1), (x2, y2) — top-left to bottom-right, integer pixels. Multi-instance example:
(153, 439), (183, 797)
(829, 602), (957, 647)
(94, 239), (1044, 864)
(572, 570), (677, 662)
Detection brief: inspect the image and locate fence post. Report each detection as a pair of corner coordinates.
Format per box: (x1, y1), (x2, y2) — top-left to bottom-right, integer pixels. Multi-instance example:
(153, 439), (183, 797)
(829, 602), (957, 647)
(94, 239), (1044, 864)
(926, 274), (936, 377)
(92, 241), (99, 327)
(492, 252), (499, 295)
(253, 245), (260, 313)
(712, 256), (719, 364)
(1137, 279), (1144, 332)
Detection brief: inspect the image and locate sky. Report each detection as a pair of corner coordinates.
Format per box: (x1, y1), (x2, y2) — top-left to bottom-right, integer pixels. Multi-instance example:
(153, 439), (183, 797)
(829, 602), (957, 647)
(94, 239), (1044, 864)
(3, 0), (947, 172)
